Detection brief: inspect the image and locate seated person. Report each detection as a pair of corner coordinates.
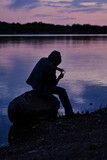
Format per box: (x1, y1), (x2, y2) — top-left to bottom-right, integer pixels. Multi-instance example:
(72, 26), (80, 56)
(26, 50), (74, 117)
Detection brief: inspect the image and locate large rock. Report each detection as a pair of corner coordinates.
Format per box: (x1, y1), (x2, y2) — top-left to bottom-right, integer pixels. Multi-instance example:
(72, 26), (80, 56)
(8, 90), (60, 124)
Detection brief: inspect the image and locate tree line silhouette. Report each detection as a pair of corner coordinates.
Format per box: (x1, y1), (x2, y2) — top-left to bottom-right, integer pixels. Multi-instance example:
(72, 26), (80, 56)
(0, 21), (107, 34)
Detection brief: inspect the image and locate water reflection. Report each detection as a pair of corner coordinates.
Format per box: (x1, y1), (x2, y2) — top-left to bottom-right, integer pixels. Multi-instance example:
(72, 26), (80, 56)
(0, 35), (107, 111)
(65, 80), (107, 112)
(0, 35), (107, 46)
(0, 35), (107, 145)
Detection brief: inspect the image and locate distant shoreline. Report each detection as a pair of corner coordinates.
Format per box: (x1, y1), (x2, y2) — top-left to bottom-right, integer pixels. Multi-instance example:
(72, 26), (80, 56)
(0, 21), (107, 34)
(0, 34), (107, 37)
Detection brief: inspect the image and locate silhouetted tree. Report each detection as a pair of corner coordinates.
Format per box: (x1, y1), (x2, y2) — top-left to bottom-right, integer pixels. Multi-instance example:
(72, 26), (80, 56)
(0, 21), (107, 34)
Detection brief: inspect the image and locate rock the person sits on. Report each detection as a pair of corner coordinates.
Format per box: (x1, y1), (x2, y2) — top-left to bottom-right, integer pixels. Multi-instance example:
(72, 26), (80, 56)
(8, 90), (60, 124)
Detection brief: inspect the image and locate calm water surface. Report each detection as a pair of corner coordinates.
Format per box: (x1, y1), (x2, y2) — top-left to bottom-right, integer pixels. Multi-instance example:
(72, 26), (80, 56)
(0, 35), (107, 145)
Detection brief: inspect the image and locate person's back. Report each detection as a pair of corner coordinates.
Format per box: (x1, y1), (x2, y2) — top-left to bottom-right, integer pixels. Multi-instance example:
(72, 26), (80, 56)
(26, 57), (56, 94)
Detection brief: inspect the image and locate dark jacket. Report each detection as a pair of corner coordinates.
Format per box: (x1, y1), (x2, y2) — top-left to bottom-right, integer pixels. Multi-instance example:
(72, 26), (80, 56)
(26, 51), (61, 93)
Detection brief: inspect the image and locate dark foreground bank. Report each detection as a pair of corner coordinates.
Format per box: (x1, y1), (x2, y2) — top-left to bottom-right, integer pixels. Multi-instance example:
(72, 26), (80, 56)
(0, 109), (107, 160)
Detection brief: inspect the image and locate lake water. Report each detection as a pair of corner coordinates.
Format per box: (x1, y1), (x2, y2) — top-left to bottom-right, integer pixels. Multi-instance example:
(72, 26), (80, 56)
(0, 34), (107, 146)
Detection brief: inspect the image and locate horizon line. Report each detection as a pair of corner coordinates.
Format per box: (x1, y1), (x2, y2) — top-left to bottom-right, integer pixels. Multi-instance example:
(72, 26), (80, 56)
(0, 21), (107, 27)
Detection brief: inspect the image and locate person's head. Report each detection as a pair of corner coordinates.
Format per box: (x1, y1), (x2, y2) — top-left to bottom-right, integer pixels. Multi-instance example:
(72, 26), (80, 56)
(48, 50), (61, 66)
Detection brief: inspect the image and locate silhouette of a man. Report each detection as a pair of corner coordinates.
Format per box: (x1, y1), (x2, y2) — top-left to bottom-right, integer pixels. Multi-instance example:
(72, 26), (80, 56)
(26, 50), (74, 117)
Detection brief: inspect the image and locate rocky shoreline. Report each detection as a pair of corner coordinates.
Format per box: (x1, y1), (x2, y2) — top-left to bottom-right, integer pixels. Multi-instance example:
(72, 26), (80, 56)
(0, 109), (107, 160)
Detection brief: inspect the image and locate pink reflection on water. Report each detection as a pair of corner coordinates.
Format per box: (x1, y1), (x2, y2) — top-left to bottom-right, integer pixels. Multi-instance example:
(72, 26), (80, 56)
(0, 36), (107, 113)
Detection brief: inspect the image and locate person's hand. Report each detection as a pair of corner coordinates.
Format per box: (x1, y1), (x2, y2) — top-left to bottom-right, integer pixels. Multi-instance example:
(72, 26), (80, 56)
(56, 70), (65, 84)
(58, 72), (64, 79)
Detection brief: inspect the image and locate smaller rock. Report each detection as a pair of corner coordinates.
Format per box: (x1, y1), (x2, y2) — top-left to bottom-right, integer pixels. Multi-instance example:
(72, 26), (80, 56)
(8, 90), (60, 124)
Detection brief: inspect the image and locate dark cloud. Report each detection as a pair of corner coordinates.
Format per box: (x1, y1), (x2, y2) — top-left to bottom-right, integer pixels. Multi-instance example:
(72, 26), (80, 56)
(44, 0), (107, 14)
(43, 1), (71, 8)
(44, 4), (60, 8)
(71, 0), (107, 11)
(58, 7), (103, 14)
(55, 17), (76, 21)
(72, 0), (107, 7)
(34, 14), (76, 22)
(9, 0), (40, 9)
(8, 0), (107, 13)
(58, 0), (107, 13)
(35, 14), (50, 17)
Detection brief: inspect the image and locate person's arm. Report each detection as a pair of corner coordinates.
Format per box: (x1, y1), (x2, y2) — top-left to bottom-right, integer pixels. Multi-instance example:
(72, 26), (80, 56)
(56, 67), (65, 72)
(56, 72), (64, 85)
(46, 68), (64, 85)
(56, 67), (65, 84)
(45, 64), (65, 85)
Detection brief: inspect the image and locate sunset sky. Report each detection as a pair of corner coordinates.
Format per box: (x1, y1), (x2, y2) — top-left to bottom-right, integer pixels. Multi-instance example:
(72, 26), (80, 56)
(0, 0), (107, 25)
